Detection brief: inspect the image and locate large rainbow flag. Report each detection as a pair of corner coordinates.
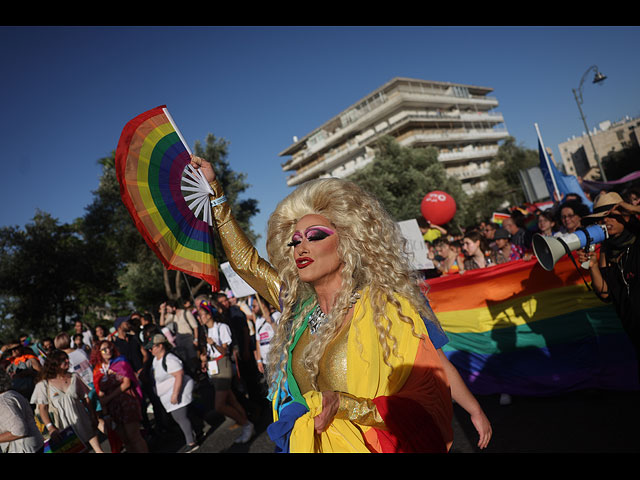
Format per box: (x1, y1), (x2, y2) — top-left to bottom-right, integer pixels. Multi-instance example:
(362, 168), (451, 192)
(425, 254), (639, 396)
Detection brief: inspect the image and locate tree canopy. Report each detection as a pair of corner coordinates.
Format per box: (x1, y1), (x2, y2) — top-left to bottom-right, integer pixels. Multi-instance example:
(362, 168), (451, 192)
(347, 136), (472, 231)
(0, 211), (92, 338)
(466, 137), (539, 223)
(347, 135), (539, 231)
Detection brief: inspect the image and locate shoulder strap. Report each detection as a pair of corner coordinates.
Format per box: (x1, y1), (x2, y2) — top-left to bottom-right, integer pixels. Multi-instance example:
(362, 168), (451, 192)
(161, 351), (168, 372)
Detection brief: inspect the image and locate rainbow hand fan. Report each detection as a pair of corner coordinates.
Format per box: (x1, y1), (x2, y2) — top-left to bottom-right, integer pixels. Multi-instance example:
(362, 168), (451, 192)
(115, 105), (219, 288)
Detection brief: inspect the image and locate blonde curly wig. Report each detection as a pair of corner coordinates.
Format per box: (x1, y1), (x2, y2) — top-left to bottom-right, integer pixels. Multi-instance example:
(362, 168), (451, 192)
(265, 177), (440, 394)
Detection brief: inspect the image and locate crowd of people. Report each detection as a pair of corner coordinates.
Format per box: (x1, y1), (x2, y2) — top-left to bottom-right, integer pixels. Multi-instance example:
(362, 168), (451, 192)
(0, 292), (278, 454)
(2, 166), (639, 453)
(421, 186), (640, 403)
(422, 188), (640, 278)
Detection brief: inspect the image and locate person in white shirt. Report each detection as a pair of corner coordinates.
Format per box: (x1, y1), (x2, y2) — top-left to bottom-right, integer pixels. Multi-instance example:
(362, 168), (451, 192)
(0, 369), (44, 453)
(250, 296), (276, 374)
(159, 300), (199, 372)
(197, 300), (254, 444)
(147, 333), (198, 453)
(71, 321), (93, 350)
(54, 333), (94, 392)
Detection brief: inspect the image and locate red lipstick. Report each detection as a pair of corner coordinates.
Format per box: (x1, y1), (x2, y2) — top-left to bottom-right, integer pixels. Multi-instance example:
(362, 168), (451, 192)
(296, 257), (314, 269)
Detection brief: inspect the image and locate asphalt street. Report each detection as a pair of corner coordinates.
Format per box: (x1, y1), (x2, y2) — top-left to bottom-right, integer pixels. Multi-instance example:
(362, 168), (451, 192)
(130, 386), (640, 454)
(450, 388), (640, 453)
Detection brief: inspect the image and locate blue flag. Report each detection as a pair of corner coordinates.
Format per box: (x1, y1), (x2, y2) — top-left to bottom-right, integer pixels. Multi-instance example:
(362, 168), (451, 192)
(535, 124), (593, 210)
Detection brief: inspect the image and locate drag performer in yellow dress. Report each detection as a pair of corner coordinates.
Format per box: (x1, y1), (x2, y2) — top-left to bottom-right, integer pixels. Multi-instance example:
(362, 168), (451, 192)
(190, 156), (452, 453)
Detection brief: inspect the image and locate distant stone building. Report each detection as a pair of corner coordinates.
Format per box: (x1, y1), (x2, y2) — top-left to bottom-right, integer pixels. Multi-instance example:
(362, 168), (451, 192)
(279, 77), (509, 195)
(558, 116), (640, 180)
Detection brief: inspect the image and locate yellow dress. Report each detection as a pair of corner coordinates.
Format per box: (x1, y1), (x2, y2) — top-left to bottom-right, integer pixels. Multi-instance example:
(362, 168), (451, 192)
(208, 179), (452, 452)
(285, 291), (453, 453)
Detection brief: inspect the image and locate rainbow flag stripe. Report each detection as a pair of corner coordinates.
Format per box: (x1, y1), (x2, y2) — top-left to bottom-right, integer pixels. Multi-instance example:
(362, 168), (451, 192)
(115, 106), (219, 288)
(425, 256), (639, 396)
(43, 427), (87, 453)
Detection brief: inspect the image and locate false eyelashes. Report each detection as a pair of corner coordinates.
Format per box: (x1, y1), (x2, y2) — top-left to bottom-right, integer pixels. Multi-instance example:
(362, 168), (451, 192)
(287, 226), (335, 247)
(287, 234), (302, 248)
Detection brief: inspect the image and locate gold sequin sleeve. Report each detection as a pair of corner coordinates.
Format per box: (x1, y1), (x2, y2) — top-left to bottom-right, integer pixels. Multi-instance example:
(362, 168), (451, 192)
(335, 393), (387, 430)
(208, 178), (282, 310)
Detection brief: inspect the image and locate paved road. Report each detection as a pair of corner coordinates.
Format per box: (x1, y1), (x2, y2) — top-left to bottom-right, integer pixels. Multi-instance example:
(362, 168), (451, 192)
(132, 386), (640, 453)
(450, 388), (640, 453)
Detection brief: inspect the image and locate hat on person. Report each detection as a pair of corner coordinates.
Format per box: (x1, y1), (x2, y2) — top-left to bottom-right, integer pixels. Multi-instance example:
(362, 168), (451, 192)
(113, 316), (129, 330)
(584, 192), (624, 219)
(144, 333), (168, 350)
(494, 228), (511, 240)
(199, 300), (217, 315)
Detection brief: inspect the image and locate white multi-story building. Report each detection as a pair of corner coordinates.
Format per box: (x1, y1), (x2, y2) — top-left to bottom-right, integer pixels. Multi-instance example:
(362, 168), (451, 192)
(279, 77), (510, 194)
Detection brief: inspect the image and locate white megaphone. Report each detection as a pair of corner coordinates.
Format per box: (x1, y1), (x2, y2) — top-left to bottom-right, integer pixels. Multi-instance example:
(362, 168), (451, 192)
(532, 224), (608, 271)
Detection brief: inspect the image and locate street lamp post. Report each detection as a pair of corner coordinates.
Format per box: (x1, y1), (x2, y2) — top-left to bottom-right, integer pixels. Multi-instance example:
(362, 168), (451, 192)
(572, 65), (608, 182)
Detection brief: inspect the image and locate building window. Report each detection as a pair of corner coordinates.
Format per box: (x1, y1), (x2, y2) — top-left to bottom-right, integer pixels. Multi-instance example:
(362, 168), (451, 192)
(308, 130), (327, 148)
(571, 146), (590, 178)
(340, 92), (387, 127)
(452, 86), (470, 98)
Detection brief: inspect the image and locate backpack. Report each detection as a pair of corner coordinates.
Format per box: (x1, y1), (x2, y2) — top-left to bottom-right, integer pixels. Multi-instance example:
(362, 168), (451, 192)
(160, 349), (205, 385)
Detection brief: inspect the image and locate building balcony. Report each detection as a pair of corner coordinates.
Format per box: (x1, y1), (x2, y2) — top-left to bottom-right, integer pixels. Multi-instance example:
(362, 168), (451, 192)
(285, 119), (507, 173)
(438, 145), (500, 163)
(286, 130), (503, 186)
(286, 140), (365, 186)
(449, 166), (491, 181)
(399, 127), (509, 147)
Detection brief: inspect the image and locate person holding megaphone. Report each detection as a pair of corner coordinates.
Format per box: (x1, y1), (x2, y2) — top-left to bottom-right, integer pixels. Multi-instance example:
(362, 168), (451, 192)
(577, 192), (640, 380)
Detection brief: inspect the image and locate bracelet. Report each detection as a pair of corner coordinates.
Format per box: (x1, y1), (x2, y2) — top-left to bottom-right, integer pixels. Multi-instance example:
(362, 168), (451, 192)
(210, 195), (227, 207)
(45, 423), (53, 429)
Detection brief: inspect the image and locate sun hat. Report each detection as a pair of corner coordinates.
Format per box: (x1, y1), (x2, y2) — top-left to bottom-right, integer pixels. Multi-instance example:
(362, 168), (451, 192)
(144, 333), (168, 350)
(584, 192), (624, 219)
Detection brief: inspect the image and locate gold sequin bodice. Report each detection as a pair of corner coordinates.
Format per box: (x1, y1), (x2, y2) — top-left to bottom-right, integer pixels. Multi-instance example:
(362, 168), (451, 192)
(291, 323), (349, 394)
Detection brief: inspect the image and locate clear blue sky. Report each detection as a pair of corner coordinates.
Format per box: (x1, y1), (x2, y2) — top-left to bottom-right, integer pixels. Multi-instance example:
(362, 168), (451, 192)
(1, 26), (639, 257)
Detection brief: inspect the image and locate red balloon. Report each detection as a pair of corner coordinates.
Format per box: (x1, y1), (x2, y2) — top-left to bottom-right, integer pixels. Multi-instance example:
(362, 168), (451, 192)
(421, 191), (457, 225)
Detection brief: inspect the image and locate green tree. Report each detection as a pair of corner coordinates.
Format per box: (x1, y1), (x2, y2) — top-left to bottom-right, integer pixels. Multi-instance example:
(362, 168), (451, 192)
(0, 211), (90, 340)
(467, 137), (539, 223)
(79, 154), (145, 317)
(347, 135), (471, 231)
(603, 144), (640, 181)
